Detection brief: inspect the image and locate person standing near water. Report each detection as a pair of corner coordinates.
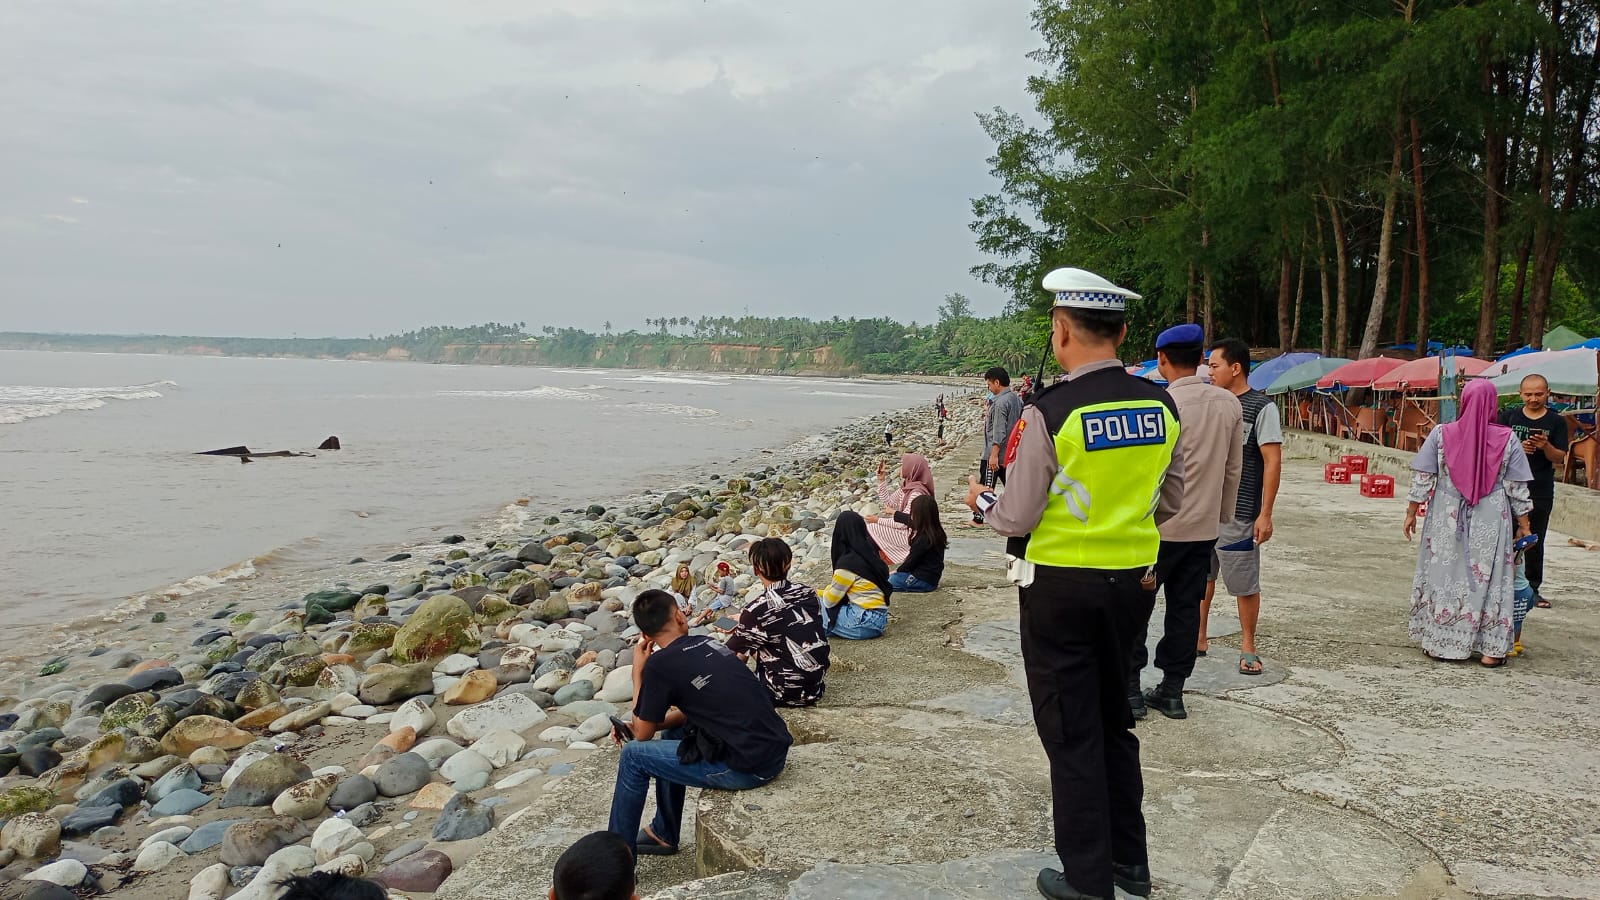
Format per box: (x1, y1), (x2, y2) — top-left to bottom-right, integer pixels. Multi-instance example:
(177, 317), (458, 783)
(971, 367), (1022, 525)
(1499, 373), (1567, 607)
(966, 267), (1183, 900)
(884, 417), (893, 447)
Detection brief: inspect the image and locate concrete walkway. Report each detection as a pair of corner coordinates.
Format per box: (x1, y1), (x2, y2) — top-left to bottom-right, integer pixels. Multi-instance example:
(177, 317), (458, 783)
(440, 441), (1600, 900)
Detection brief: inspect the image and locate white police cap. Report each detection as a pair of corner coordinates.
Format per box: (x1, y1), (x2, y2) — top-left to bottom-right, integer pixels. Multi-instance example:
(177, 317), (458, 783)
(1041, 267), (1141, 311)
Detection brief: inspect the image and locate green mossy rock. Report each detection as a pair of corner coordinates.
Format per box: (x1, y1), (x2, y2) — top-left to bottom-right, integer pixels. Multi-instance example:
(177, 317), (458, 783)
(0, 786), (56, 818)
(344, 623), (400, 655)
(304, 589), (363, 613)
(390, 595), (479, 664)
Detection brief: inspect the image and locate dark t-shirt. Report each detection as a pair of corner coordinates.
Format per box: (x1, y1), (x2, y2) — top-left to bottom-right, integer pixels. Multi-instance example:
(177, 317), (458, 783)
(1499, 407), (1569, 497)
(724, 581), (830, 708)
(634, 634), (793, 772)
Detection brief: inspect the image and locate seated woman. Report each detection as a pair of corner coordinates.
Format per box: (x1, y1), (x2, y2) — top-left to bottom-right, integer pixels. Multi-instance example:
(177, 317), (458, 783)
(819, 511), (893, 640)
(866, 453), (935, 566)
(887, 494), (947, 593)
(669, 564), (695, 616)
(689, 561), (739, 626)
(725, 538), (830, 707)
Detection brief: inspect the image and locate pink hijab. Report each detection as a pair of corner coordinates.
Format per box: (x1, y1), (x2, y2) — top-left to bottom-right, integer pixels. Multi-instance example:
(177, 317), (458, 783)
(900, 453), (935, 500)
(1441, 379), (1512, 506)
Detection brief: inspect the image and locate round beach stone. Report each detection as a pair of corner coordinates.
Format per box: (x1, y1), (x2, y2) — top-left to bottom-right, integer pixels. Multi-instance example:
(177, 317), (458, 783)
(469, 731), (525, 769)
(161, 715), (252, 756)
(1, 812), (62, 859)
(390, 698), (436, 736)
(439, 749), (493, 784)
(219, 816), (309, 868)
(23, 858), (87, 888)
(149, 763), (202, 802)
(329, 774), (378, 811)
(133, 840), (185, 872)
(221, 753), (314, 808)
(358, 663), (434, 706)
(272, 773), (339, 819)
(373, 752), (432, 797)
(431, 793), (494, 842)
(376, 848), (454, 892)
(150, 788), (213, 817)
(59, 803), (122, 835)
(311, 817), (364, 864)
(442, 669), (497, 705)
(598, 665), (635, 702)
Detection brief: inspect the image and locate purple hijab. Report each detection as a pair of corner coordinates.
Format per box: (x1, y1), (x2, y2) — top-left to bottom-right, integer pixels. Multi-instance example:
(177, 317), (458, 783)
(1441, 379), (1513, 506)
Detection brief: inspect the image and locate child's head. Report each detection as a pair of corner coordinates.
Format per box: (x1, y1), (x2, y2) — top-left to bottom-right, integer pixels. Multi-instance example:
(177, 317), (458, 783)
(549, 831), (637, 900)
(716, 561), (732, 577)
(748, 538), (793, 582)
(276, 873), (389, 900)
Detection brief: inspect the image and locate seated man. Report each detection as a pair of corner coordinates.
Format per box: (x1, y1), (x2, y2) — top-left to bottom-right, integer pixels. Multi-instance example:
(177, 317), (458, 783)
(725, 537), (830, 707)
(550, 831), (638, 900)
(608, 590), (792, 859)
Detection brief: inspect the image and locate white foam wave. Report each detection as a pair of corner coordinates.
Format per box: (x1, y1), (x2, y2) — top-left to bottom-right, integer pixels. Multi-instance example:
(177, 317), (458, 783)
(439, 386), (597, 401)
(103, 558), (259, 621)
(805, 390), (897, 400)
(625, 402), (721, 418)
(618, 373), (730, 386)
(0, 381), (175, 425)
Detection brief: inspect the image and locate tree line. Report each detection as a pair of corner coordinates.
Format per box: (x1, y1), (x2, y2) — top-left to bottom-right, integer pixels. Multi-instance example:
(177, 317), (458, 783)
(971, 0), (1600, 358)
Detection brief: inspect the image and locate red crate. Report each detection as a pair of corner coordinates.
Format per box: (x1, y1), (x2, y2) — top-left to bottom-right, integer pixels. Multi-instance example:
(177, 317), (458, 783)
(1360, 473), (1395, 498)
(1340, 454), (1369, 474)
(1324, 463), (1352, 484)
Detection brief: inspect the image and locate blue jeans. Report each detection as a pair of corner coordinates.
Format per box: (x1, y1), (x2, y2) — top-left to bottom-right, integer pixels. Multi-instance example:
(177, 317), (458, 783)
(606, 728), (784, 858)
(825, 603), (888, 639)
(888, 572), (938, 592)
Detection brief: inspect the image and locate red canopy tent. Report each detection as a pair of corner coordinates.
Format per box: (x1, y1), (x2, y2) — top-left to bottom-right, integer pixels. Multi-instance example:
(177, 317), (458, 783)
(1315, 356), (1407, 389)
(1371, 355), (1492, 391)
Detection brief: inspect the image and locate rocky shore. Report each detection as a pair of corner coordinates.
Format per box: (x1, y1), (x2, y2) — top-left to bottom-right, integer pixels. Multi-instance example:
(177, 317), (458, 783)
(0, 397), (982, 899)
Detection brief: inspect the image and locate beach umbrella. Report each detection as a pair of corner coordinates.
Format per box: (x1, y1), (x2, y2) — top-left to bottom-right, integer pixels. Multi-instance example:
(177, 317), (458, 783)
(1314, 356), (1407, 389)
(1565, 337), (1600, 351)
(1371, 355), (1491, 391)
(1484, 348), (1600, 396)
(1499, 345), (1537, 361)
(1265, 357), (1351, 394)
(1542, 324), (1589, 351)
(1248, 352), (1320, 391)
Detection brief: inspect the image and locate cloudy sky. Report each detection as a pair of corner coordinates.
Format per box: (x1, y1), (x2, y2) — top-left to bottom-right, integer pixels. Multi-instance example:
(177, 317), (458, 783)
(0, 0), (1039, 338)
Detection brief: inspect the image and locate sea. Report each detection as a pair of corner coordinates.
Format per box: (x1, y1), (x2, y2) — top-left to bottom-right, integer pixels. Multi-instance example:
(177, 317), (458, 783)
(0, 350), (938, 630)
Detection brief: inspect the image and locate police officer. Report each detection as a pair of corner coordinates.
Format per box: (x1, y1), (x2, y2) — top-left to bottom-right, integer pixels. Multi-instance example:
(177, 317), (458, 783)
(966, 268), (1184, 900)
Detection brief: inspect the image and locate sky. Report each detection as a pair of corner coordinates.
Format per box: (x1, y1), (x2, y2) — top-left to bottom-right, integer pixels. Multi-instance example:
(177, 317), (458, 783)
(0, 0), (1040, 338)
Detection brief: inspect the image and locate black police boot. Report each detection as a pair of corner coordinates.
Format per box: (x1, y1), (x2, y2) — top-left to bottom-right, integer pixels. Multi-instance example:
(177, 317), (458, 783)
(1036, 869), (1099, 900)
(1127, 690), (1147, 720)
(1113, 862), (1153, 897)
(1143, 682), (1187, 720)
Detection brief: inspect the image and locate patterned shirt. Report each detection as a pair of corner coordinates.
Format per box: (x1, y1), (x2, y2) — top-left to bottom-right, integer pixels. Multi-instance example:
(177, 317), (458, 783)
(724, 580), (831, 707)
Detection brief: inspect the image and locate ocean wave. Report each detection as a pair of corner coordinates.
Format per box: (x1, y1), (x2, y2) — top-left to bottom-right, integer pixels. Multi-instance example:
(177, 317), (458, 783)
(624, 402), (721, 418)
(101, 558), (259, 622)
(617, 373), (730, 386)
(805, 390), (897, 400)
(439, 386), (597, 401)
(0, 381), (176, 425)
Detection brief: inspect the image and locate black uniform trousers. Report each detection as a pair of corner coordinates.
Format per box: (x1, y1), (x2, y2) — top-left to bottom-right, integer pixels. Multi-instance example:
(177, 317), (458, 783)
(1131, 539), (1212, 690)
(971, 458), (1007, 523)
(1020, 564), (1155, 898)
(1527, 495), (1553, 592)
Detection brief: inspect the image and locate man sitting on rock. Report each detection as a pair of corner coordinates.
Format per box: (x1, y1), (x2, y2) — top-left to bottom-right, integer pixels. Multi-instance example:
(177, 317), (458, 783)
(550, 831), (639, 900)
(608, 589), (792, 859)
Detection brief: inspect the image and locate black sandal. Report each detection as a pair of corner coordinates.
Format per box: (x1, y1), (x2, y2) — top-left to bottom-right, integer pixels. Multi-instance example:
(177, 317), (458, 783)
(636, 828), (678, 856)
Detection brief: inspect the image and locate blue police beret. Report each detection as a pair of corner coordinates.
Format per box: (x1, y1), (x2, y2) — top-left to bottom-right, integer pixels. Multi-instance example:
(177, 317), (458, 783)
(1155, 323), (1204, 350)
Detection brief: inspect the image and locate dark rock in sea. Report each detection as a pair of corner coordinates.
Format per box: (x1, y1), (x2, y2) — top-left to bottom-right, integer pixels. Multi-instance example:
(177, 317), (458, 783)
(361, 584), (390, 596)
(329, 774), (378, 812)
(18, 747), (61, 777)
(59, 804), (122, 835)
(81, 777), (143, 809)
(210, 607), (235, 620)
(393, 583), (424, 599)
(193, 629), (230, 647)
(516, 543), (554, 566)
(303, 589), (362, 613)
(124, 667), (183, 692)
(349, 558), (367, 565)
(440, 534), (466, 544)
(431, 793), (493, 842)
(304, 603), (334, 627)
(385, 553), (412, 562)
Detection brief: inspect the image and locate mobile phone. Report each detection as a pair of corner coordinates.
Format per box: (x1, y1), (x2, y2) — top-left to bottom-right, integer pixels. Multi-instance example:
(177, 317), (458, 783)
(713, 616), (738, 631)
(609, 715), (634, 743)
(1513, 533), (1540, 552)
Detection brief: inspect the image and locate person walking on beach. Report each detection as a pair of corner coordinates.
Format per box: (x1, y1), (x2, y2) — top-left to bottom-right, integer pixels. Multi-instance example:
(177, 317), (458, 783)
(1404, 379), (1532, 666)
(884, 417), (894, 447)
(971, 366), (1022, 525)
(1131, 324), (1241, 721)
(1200, 338), (1281, 677)
(1499, 373), (1567, 607)
(966, 267), (1183, 900)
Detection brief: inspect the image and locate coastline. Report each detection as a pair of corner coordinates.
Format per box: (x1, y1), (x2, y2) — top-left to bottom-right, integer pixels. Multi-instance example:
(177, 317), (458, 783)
(0, 393), (981, 695)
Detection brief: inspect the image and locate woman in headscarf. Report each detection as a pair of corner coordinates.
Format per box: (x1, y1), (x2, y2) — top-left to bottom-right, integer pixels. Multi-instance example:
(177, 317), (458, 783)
(819, 511), (893, 640)
(866, 452), (936, 566)
(669, 564), (695, 615)
(1403, 379), (1533, 666)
